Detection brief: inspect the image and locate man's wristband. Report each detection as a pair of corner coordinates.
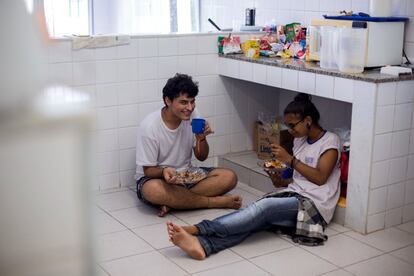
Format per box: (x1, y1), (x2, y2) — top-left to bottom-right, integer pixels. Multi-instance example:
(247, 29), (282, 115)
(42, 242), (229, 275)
(290, 156), (296, 169)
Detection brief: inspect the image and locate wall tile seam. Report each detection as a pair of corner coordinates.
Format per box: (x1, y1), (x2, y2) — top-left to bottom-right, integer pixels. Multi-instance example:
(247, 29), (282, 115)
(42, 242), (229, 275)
(94, 59), (136, 63)
(369, 184), (389, 192)
(97, 171), (121, 176)
(376, 102), (398, 107)
(191, 73), (219, 78)
(47, 60), (74, 65)
(371, 154), (414, 166)
(368, 205), (388, 216)
(389, 152), (412, 160)
(385, 204), (406, 212)
(374, 128), (414, 136)
(116, 101), (160, 107)
(97, 144), (135, 152)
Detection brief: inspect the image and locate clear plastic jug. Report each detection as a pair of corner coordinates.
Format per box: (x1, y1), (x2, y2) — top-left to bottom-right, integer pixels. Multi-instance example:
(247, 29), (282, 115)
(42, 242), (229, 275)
(337, 28), (367, 73)
(320, 26), (338, 70)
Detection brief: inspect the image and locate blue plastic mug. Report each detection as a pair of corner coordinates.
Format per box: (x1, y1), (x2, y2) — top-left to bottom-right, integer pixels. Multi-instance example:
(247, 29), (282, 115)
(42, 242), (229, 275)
(191, 118), (205, 134)
(281, 167), (293, 180)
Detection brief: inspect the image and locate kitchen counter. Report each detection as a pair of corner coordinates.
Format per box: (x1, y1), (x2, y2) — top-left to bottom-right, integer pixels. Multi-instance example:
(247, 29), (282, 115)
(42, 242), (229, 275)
(220, 54), (414, 83)
(218, 53), (414, 234)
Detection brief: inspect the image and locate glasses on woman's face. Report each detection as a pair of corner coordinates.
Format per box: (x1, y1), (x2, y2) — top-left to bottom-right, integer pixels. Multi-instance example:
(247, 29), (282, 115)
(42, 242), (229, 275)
(284, 118), (304, 130)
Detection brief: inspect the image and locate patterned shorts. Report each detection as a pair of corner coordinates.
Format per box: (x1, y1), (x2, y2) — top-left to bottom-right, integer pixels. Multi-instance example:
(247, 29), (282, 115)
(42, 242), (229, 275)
(136, 166), (215, 206)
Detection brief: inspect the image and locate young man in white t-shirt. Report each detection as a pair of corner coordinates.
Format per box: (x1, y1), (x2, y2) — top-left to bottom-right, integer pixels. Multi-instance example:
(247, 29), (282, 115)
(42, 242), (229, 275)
(135, 73), (241, 217)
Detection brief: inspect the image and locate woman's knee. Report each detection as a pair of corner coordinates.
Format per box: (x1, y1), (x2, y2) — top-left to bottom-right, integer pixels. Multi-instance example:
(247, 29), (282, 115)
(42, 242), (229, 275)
(256, 197), (298, 212)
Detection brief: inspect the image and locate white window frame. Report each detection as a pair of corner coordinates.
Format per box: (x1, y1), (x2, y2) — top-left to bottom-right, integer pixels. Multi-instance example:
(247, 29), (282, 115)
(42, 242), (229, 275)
(31, 0), (200, 37)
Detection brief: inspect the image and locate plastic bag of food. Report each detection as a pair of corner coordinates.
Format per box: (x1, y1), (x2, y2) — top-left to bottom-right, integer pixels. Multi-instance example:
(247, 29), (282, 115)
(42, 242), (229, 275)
(285, 22), (301, 43)
(259, 33), (278, 50)
(242, 39), (260, 59)
(222, 35), (242, 55)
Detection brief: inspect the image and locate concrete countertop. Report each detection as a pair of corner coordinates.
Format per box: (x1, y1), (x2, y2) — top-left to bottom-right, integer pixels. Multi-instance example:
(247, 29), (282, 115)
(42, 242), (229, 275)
(219, 54), (414, 83)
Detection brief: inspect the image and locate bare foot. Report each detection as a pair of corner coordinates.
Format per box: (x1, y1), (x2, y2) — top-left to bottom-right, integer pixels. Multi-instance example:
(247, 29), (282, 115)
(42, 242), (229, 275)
(167, 221), (206, 260)
(158, 205), (170, 217)
(182, 225), (199, 235)
(227, 195), (242, 209)
(209, 195), (242, 209)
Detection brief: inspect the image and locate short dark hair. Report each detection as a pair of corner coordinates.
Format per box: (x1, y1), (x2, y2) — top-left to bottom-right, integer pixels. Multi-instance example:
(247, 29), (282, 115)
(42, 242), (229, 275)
(284, 93), (320, 124)
(162, 73), (199, 105)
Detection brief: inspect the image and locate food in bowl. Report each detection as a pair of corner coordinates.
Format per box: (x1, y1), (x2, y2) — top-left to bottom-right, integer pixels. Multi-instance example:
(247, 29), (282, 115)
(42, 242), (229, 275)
(264, 159), (285, 169)
(257, 159), (287, 172)
(175, 167), (207, 184)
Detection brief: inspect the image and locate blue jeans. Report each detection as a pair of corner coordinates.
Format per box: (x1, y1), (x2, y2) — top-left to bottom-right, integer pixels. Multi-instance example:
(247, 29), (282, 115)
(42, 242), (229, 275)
(195, 197), (299, 256)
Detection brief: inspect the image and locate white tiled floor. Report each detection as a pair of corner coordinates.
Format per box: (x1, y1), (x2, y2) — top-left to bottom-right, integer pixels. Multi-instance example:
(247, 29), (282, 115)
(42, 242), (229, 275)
(94, 183), (414, 276)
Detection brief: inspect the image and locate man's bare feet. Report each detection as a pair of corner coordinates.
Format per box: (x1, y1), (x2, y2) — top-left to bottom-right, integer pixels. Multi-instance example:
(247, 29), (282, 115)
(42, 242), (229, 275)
(228, 195), (242, 209)
(182, 225), (199, 235)
(167, 221), (206, 260)
(158, 205), (170, 217)
(209, 195), (242, 209)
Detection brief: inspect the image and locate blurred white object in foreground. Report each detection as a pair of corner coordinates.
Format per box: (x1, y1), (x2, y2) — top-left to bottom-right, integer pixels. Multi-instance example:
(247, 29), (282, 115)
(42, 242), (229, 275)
(0, 0), (46, 113)
(0, 86), (94, 276)
(0, 1), (94, 275)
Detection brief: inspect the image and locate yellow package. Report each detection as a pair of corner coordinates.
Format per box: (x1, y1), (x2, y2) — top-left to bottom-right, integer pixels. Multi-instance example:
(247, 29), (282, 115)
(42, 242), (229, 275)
(242, 40), (260, 59)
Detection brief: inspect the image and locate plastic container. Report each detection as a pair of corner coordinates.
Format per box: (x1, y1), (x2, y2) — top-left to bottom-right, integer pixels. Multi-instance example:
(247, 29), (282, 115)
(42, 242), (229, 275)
(369, 0), (392, 17)
(337, 28), (367, 73)
(320, 26), (338, 70)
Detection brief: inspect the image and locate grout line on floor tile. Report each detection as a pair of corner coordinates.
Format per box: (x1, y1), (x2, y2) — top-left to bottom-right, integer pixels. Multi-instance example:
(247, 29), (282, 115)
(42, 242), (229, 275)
(187, 258), (248, 275)
(229, 236), (297, 260)
(338, 252), (394, 270)
(94, 186), (131, 195)
(98, 249), (156, 265)
(317, 268), (357, 276)
(393, 224), (414, 236)
(340, 231), (400, 253)
(297, 240), (357, 269)
(386, 245), (414, 266)
(96, 227), (135, 237)
(96, 203), (142, 213)
(98, 207), (172, 239)
(156, 248), (194, 275)
(97, 263), (111, 276)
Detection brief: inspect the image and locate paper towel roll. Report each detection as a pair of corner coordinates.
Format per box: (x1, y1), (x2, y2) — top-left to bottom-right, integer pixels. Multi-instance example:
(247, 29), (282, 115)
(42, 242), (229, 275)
(369, 0), (392, 17)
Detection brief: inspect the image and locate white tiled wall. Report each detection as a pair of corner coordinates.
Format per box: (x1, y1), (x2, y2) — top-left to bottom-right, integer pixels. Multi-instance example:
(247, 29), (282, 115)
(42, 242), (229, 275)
(46, 34), (279, 191)
(369, 80), (414, 230)
(201, 0), (414, 64)
(220, 57), (353, 132)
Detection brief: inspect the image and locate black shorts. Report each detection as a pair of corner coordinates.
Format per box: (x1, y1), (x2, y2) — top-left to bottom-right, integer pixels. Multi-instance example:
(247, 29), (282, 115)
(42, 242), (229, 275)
(136, 166), (215, 206)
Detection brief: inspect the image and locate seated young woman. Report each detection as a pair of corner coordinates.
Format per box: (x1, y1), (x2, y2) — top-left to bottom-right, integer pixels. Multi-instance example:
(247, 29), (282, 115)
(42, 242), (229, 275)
(166, 93), (341, 260)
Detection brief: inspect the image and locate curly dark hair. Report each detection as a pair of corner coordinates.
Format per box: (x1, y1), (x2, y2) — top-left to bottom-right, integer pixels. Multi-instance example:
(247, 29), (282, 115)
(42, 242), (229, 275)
(284, 93), (320, 124)
(162, 73), (199, 106)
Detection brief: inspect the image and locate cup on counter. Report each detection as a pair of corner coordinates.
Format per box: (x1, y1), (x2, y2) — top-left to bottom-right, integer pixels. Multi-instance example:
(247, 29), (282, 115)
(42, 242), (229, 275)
(191, 118), (205, 134)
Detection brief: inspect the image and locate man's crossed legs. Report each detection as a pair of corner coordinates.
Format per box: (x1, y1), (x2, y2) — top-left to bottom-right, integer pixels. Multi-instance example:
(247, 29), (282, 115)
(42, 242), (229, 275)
(138, 168), (242, 217)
